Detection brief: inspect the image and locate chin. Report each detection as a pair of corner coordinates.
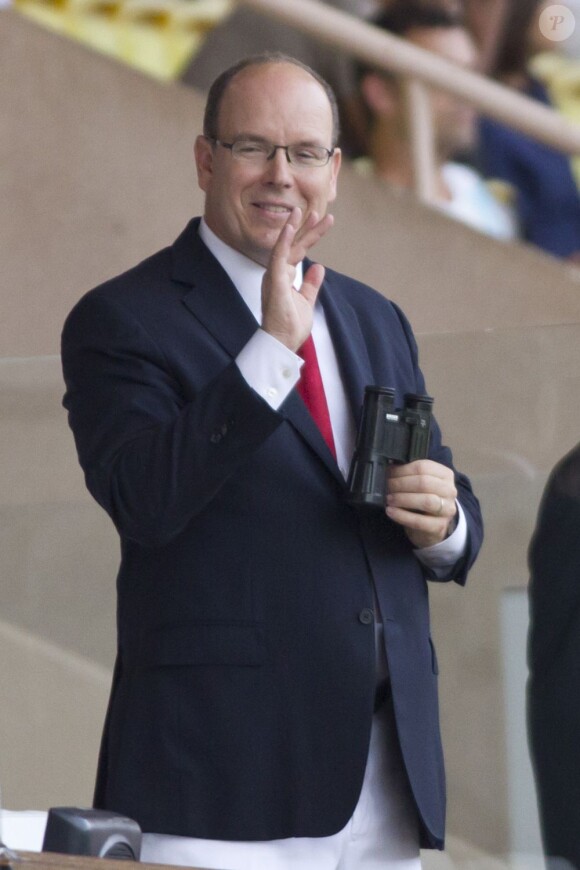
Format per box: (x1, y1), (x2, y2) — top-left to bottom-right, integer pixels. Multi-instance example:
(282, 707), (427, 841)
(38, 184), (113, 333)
(249, 233), (281, 260)
(241, 241), (274, 267)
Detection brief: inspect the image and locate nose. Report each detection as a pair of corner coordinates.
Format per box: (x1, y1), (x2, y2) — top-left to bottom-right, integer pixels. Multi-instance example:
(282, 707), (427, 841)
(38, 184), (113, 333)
(262, 147), (293, 185)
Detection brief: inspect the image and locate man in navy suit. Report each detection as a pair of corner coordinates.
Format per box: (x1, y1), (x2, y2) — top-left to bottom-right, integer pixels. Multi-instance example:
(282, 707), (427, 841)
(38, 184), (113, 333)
(62, 54), (483, 868)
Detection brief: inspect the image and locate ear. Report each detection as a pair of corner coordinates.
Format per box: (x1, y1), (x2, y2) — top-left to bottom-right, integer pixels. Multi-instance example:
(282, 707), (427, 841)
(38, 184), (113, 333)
(360, 72), (398, 119)
(194, 135), (214, 193)
(327, 147), (342, 204)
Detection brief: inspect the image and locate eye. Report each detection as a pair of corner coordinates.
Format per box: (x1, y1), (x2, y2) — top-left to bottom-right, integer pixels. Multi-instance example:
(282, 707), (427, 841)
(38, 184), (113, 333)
(290, 146), (329, 166)
(234, 140), (269, 156)
(295, 148), (321, 162)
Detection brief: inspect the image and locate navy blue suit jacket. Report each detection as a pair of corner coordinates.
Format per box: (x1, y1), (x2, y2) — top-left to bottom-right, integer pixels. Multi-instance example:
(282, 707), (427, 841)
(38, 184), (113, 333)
(62, 218), (483, 849)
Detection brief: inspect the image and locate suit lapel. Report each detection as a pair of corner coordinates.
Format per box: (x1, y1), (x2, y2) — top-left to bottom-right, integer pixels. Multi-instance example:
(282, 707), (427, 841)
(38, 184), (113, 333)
(319, 276), (374, 432)
(279, 386), (342, 482)
(173, 219), (259, 358)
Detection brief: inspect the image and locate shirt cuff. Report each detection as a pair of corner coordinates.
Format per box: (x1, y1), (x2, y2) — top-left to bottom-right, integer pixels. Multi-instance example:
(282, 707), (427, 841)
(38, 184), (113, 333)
(413, 501), (468, 577)
(236, 329), (302, 410)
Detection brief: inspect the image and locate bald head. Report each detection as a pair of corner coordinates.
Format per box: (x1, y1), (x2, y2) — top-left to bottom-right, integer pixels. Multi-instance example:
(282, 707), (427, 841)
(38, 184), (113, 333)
(203, 53), (341, 148)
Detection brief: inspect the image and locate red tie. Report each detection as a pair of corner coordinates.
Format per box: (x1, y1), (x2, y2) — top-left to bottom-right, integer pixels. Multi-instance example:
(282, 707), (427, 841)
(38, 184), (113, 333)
(297, 334), (337, 460)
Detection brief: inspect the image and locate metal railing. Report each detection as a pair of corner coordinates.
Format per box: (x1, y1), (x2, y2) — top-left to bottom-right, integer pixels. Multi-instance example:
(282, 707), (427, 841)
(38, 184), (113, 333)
(238, 0), (580, 204)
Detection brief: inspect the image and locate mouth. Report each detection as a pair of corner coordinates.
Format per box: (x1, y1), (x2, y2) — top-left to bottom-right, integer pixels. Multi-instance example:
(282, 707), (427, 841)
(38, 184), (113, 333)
(253, 203), (294, 215)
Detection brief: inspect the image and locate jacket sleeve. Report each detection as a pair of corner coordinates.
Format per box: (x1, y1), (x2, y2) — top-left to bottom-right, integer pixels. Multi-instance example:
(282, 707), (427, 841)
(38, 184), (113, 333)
(391, 299), (484, 585)
(62, 290), (282, 547)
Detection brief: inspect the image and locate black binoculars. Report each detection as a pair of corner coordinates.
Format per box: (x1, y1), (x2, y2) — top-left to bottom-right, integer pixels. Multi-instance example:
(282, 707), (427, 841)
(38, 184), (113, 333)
(347, 386), (433, 509)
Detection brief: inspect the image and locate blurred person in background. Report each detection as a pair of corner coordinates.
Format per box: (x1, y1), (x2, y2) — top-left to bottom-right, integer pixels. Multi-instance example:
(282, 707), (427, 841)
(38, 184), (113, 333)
(479, 0), (580, 260)
(356, 1), (517, 239)
(463, 0), (509, 72)
(528, 442), (580, 869)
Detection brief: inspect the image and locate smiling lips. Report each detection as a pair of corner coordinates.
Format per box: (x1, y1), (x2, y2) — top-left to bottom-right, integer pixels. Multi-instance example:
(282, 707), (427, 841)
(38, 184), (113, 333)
(253, 202), (295, 215)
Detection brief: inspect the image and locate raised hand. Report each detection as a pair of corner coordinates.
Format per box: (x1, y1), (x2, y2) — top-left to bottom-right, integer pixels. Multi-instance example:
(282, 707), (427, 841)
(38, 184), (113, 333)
(261, 207), (334, 351)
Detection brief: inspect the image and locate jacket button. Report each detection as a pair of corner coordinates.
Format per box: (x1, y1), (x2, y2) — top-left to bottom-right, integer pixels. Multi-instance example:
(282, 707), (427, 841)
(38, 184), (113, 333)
(358, 608), (374, 625)
(210, 423), (229, 444)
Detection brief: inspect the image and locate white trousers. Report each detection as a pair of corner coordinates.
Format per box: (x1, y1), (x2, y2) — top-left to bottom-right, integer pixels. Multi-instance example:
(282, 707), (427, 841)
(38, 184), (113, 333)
(141, 700), (422, 870)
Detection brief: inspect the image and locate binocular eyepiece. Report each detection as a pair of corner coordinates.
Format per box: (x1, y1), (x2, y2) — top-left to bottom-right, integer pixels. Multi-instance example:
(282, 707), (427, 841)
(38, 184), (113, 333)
(346, 386), (433, 509)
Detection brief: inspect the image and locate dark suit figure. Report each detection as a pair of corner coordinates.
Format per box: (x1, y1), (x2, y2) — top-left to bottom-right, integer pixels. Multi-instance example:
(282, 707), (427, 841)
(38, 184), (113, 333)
(62, 55), (483, 867)
(528, 443), (580, 870)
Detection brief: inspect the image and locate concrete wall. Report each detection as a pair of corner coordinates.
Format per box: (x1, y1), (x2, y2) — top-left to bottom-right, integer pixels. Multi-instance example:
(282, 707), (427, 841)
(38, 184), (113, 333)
(3, 8), (580, 861)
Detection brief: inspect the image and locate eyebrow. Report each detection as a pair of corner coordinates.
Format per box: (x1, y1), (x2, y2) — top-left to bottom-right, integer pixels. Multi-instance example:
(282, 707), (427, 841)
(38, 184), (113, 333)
(227, 133), (327, 147)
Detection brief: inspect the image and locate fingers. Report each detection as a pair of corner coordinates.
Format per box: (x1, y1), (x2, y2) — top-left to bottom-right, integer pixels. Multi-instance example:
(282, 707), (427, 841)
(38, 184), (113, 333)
(386, 460), (457, 513)
(385, 460), (458, 548)
(261, 209), (331, 350)
(266, 218), (298, 292)
(268, 208), (301, 269)
(281, 209), (329, 306)
(260, 213), (315, 350)
(268, 208), (333, 277)
(386, 491), (454, 518)
(300, 263), (325, 308)
(273, 208), (334, 267)
(387, 460), (456, 494)
(290, 211), (334, 264)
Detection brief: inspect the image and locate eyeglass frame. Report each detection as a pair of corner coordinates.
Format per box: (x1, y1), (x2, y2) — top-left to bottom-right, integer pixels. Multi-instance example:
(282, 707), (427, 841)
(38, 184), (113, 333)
(205, 136), (337, 168)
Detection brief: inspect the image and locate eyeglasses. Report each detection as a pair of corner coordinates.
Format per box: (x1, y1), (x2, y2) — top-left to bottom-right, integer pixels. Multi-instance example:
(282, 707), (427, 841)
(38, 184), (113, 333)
(206, 137), (335, 168)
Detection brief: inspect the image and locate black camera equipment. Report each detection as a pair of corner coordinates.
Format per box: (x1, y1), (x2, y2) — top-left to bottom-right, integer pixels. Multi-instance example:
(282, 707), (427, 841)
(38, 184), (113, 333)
(347, 386), (433, 509)
(42, 807), (141, 861)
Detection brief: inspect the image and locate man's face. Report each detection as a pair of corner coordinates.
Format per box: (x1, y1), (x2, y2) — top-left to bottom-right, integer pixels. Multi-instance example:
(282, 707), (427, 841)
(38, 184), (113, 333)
(195, 62), (341, 267)
(407, 26), (479, 157)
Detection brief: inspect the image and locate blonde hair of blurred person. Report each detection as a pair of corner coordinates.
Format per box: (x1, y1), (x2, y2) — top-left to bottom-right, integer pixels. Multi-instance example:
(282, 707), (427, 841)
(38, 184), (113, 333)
(357, 2), (517, 239)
